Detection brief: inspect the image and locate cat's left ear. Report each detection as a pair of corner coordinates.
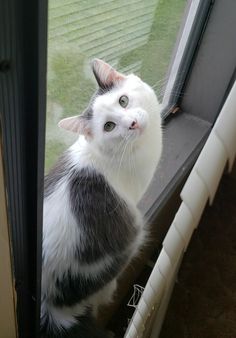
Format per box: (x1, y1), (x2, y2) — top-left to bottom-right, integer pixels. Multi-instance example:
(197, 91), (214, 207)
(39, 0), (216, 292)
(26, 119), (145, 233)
(58, 115), (92, 138)
(91, 58), (126, 89)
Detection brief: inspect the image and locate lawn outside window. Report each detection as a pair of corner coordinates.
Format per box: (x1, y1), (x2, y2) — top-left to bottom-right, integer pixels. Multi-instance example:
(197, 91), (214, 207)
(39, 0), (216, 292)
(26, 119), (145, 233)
(46, 0), (189, 170)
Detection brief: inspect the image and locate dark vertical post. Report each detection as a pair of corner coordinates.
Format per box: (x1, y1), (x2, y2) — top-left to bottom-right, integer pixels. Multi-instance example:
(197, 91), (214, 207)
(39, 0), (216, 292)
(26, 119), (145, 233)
(0, 0), (48, 337)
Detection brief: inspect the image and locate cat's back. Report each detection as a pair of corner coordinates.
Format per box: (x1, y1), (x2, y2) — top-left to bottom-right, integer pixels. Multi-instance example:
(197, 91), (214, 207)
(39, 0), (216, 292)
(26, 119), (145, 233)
(42, 142), (145, 316)
(43, 141), (145, 267)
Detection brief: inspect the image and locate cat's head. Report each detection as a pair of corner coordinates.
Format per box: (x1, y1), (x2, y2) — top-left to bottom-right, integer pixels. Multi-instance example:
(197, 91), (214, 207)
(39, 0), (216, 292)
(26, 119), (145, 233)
(59, 59), (162, 155)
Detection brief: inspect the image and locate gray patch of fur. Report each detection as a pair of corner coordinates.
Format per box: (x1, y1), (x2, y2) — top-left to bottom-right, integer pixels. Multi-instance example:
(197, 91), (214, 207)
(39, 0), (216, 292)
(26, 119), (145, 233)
(69, 167), (138, 263)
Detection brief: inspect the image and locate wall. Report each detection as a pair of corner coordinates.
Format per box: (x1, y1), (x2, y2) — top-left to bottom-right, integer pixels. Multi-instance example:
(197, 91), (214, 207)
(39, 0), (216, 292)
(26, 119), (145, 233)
(0, 140), (17, 338)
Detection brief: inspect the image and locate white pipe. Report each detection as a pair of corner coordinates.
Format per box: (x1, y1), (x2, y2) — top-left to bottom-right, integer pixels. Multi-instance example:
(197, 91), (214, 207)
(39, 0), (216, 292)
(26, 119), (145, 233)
(125, 80), (236, 338)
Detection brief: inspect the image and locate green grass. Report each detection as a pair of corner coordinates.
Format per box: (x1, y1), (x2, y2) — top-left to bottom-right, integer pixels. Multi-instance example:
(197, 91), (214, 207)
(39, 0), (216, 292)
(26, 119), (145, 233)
(45, 0), (187, 171)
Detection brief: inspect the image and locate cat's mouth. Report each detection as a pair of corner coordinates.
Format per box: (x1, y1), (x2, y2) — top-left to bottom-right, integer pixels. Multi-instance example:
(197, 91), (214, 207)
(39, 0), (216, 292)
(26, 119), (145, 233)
(127, 126), (145, 141)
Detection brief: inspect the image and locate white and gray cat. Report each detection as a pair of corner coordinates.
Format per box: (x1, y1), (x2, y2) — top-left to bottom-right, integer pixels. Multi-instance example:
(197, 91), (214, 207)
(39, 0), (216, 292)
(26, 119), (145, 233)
(41, 59), (162, 337)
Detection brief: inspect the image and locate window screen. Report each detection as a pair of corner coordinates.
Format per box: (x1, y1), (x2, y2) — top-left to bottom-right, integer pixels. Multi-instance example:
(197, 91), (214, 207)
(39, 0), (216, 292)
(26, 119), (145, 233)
(46, 0), (188, 170)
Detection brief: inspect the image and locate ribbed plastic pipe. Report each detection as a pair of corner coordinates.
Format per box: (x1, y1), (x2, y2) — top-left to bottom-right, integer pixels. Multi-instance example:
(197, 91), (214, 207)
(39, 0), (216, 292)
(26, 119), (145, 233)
(125, 80), (236, 338)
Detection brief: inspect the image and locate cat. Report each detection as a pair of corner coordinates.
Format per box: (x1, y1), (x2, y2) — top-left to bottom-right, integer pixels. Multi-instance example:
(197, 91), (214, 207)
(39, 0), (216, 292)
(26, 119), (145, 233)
(40, 59), (162, 338)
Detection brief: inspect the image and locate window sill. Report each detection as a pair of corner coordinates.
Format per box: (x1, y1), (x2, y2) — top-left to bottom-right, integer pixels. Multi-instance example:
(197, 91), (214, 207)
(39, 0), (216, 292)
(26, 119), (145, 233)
(139, 111), (212, 222)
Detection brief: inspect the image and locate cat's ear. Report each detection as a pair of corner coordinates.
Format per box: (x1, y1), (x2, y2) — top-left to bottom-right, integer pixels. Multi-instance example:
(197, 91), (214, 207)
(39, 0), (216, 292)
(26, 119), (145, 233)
(58, 116), (92, 138)
(91, 58), (125, 89)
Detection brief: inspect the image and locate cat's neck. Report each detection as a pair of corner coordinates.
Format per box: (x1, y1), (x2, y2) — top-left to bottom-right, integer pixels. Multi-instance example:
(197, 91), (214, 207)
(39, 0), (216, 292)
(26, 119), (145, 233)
(69, 133), (159, 205)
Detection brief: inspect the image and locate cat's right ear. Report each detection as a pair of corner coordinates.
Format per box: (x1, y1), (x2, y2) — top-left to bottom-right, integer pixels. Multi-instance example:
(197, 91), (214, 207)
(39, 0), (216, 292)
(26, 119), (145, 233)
(58, 116), (92, 138)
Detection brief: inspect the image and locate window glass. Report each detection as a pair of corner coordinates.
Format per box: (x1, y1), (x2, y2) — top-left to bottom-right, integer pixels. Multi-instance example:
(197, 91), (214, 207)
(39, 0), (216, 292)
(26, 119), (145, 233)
(46, 0), (188, 170)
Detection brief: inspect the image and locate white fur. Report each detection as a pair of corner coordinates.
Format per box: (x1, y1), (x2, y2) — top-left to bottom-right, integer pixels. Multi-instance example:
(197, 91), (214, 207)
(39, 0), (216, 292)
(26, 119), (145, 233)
(42, 72), (162, 330)
(69, 74), (162, 204)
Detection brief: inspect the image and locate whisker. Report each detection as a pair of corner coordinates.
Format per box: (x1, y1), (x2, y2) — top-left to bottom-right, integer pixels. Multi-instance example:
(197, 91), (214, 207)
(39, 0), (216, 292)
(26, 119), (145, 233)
(101, 137), (128, 210)
(151, 75), (170, 90)
(117, 135), (131, 180)
(106, 135), (132, 214)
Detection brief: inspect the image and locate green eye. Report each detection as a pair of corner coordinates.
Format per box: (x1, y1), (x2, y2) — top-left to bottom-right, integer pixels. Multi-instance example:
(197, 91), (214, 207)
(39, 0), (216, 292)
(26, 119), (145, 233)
(119, 95), (129, 108)
(104, 121), (116, 132)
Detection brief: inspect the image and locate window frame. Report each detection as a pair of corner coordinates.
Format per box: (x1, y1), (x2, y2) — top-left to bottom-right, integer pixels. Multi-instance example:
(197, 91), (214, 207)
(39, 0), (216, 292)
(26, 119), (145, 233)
(0, 0), (47, 337)
(141, 0), (236, 222)
(162, 0), (214, 118)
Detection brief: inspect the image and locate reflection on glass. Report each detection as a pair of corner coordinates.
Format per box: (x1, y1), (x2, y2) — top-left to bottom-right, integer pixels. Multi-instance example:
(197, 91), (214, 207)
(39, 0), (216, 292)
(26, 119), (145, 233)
(46, 0), (187, 170)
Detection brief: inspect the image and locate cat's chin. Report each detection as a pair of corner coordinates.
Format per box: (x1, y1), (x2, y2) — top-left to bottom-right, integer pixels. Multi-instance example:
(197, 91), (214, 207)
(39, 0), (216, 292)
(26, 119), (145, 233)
(129, 127), (146, 142)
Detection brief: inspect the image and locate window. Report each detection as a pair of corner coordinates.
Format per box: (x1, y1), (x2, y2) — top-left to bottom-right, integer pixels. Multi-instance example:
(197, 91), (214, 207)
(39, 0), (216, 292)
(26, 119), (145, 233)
(1, 0), (236, 337)
(45, 0), (188, 170)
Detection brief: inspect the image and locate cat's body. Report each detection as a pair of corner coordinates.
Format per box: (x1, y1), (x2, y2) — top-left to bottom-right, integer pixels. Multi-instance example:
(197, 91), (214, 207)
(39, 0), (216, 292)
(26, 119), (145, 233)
(41, 59), (162, 337)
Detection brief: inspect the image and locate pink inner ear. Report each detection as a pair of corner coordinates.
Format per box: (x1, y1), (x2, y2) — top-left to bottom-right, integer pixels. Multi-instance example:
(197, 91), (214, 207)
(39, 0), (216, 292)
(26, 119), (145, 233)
(58, 116), (82, 133)
(107, 68), (125, 84)
(92, 58), (126, 88)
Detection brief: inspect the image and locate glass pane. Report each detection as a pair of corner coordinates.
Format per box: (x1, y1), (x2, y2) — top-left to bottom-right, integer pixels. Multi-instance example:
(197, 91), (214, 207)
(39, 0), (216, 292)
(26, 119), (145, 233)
(46, 0), (188, 171)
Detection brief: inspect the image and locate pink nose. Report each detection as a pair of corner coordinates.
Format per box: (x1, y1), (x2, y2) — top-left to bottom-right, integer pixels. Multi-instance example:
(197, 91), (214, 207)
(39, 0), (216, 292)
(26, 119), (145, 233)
(129, 120), (139, 130)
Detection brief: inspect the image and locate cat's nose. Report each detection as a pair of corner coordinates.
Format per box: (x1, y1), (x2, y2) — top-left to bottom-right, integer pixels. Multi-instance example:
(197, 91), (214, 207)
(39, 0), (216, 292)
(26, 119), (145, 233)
(129, 120), (139, 130)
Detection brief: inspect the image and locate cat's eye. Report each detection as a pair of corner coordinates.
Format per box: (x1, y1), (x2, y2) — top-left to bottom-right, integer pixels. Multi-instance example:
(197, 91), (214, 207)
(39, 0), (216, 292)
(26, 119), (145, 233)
(104, 121), (116, 132)
(119, 95), (129, 108)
